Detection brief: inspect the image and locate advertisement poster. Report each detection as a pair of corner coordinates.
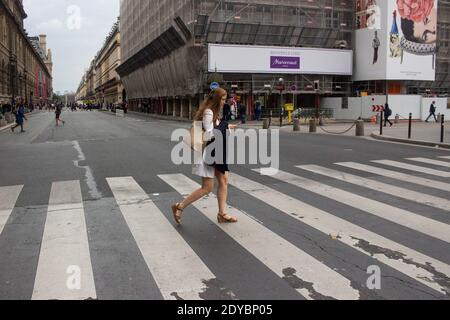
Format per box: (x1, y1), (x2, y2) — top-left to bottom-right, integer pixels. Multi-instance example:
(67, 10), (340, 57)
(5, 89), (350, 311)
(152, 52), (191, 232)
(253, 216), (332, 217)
(386, 0), (437, 80)
(353, 0), (437, 81)
(208, 44), (353, 75)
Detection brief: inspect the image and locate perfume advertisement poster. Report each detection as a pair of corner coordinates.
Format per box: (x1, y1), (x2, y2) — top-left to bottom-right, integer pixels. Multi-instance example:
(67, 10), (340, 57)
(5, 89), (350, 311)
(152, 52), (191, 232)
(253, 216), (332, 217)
(354, 0), (437, 82)
(354, 0), (388, 81)
(387, 0), (437, 80)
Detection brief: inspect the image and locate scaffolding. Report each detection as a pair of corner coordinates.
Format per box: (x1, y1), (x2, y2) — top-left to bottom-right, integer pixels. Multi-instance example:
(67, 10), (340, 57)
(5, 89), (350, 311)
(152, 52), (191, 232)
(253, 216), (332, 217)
(118, 0), (450, 100)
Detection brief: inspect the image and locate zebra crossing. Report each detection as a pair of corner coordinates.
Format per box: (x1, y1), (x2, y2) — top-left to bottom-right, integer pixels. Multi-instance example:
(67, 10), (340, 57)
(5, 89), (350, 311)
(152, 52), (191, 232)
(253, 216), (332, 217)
(0, 156), (449, 300)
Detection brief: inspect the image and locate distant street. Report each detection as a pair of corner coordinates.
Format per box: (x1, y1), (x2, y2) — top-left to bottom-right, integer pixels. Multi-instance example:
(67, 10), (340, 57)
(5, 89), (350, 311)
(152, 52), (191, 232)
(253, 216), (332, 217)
(0, 110), (449, 300)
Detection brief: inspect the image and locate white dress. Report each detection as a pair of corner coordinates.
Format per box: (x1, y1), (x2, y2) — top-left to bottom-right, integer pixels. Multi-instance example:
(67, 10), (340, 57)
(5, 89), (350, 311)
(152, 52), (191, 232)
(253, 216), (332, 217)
(192, 109), (217, 178)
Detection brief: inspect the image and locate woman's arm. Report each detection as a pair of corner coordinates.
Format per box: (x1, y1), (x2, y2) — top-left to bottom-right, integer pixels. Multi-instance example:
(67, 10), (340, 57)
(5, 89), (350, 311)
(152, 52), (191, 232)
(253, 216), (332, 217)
(203, 109), (215, 141)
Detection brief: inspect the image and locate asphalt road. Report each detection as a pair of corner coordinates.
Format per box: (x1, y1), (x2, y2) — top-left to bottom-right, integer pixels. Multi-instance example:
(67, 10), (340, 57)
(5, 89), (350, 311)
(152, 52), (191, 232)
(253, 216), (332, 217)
(0, 110), (449, 300)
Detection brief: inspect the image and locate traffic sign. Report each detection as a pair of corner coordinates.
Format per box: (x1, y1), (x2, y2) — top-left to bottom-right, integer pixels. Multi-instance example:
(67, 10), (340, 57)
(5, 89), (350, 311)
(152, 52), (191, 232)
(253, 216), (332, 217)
(372, 105), (385, 112)
(210, 82), (220, 90)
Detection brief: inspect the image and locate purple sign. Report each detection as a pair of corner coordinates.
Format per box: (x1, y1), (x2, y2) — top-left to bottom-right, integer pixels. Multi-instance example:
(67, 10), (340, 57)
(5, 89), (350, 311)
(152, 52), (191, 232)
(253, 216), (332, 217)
(270, 56), (300, 70)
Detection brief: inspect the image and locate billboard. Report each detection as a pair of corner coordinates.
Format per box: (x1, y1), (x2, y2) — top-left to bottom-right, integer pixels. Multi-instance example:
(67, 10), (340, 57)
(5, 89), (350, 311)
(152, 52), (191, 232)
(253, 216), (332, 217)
(208, 44), (353, 75)
(354, 0), (437, 81)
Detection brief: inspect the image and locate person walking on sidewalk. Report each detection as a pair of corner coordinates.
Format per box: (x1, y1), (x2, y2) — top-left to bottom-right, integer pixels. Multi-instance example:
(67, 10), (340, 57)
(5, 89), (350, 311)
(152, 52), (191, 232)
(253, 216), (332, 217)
(239, 102), (247, 124)
(11, 104), (27, 133)
(172, 87), (238, 225)
(55, 104), (66, 126)
(384, 102), (393, 127)
(425, 101), (438, 123)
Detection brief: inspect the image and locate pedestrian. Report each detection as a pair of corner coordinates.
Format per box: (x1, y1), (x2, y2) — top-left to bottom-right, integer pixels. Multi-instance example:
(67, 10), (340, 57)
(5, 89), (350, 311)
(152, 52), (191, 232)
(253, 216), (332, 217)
(239, 102), (247, 124)
(172, 87), (238, 225)
(255, 100), (262, 121)
(223, 101), (231, 121)
(425, 101), (438, 123)
(230, 100), (237, 120)
(55, 104), (66, 126)
(384, 102), (393, 127)
(11, 103), (27, 133)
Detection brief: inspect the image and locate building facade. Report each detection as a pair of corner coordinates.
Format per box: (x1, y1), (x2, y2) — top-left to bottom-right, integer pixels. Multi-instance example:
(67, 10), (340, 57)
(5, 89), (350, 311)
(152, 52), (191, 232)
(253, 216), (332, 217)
(0, 0), (53, 106)
(76, 19), (123, 106)
(117, 0), (450, 120)
(94, 19), (124, 106)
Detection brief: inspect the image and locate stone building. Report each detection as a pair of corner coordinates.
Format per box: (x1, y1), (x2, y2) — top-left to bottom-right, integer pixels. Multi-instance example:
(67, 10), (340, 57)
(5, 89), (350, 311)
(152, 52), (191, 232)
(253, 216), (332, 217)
(76, 19), (123, 106)
(0, 0), (53, 106)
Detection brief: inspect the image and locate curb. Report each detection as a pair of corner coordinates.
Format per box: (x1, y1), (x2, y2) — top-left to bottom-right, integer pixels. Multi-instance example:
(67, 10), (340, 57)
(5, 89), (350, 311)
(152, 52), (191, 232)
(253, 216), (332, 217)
(0, 123), (14, 133)
(371, 132), (450, 149)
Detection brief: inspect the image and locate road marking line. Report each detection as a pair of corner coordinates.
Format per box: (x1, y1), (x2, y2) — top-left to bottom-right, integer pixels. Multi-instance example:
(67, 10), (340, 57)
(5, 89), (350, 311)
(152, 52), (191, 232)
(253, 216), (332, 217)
(256, 168), (450, 244)
(439, 156), (450, 160)
(0, 185), (23, 236)
(372, 160), (450, 177)
(298, 165), (450, 212)
(32, 181), (96, 300)
(337, 162), (450, 192)
(407, 158), (450, 169)
(229, 173), (450, 296)
(107, 177), (219, 300)
(159, 174), (360, 300)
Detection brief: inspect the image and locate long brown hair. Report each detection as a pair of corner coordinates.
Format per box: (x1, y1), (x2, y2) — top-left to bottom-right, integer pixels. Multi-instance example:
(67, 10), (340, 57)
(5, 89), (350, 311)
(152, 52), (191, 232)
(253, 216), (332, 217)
(194, 87), (227, 122)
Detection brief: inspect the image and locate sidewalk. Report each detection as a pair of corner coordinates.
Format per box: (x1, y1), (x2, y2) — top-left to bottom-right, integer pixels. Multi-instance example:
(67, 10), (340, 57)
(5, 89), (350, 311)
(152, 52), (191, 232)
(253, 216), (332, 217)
(371, 122), (450, 148)
(0, 110), (41, 133)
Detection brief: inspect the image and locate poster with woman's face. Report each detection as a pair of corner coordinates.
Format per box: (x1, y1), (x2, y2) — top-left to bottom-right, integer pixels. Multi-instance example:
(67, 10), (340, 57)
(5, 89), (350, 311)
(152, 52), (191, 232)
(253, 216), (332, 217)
(386, 0), (438, 80)
(397, 0), (437, 44)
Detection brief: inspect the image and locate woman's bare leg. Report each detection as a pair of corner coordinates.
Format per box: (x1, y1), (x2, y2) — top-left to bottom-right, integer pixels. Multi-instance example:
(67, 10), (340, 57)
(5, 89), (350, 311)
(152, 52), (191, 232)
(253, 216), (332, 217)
(179, 177), (214, 210)
(216, 171), (229, 215)
(215, 170), (237, 222)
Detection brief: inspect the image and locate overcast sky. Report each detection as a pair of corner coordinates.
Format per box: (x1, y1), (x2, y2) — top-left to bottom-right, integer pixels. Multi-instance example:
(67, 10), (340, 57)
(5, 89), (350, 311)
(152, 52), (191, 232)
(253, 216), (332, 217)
(23, 0), (120, 94)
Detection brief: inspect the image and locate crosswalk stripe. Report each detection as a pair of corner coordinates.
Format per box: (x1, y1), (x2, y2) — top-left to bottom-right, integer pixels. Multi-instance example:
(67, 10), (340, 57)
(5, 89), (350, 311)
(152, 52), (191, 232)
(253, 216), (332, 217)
(337, 162), (450, 192)
(439, 156), (450, 160)
(107, 177), (219, 300)
(159, 174), (360, 300)
(255, 168), (450, 244)
(229, 173), (450, 296)
(32, 181), (96, 300)
(372, 160), (450, 177)
(298, 165), (450, 212)
(0, 185), (23, 236)
(407, 157), (450, 169)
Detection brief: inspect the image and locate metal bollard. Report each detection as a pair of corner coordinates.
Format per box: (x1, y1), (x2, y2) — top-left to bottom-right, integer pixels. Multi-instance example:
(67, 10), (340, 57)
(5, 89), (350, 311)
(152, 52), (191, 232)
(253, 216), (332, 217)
(408, 113), (412, 139)
(263, 118), (270, 130)
(441, 115), (445, 143)
(309, 119), (317, 133)
(380, 111), (384, 136)
(293, 118), (300, 132)
(356, 120), (365, 137)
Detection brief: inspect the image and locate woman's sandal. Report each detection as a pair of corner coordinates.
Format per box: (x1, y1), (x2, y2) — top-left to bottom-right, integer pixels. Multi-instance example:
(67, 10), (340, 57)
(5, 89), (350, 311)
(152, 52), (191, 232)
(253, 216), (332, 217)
(171, 203), (183, 225)
(217, 213), (238, 224)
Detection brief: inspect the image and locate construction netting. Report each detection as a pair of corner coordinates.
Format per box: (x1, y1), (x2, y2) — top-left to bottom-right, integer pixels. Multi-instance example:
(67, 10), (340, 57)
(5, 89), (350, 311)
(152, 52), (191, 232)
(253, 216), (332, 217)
(119, 0), (355, 99)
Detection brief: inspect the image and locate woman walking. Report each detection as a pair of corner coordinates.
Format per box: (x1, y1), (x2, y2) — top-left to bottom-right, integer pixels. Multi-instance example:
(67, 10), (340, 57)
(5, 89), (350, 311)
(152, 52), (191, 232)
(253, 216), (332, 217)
(11, 104), (27, 133)
(172, 88), (238, 225)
